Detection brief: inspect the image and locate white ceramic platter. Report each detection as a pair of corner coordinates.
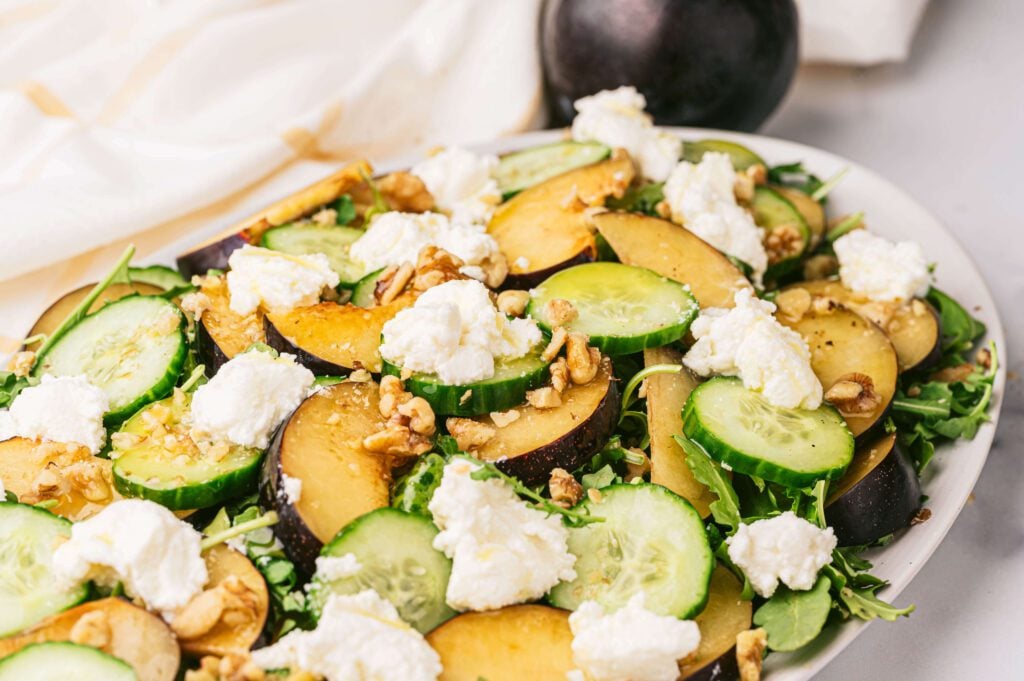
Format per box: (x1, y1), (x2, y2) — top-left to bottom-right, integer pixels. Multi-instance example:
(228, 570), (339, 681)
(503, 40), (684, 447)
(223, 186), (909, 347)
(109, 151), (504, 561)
(88, 128), (1012, 680)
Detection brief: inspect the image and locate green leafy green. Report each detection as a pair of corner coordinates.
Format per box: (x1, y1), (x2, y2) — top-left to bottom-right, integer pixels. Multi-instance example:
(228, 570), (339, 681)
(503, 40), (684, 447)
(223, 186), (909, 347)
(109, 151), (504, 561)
(766, 162), (824, 198)
(674, 435), (741, 532)
(468, 458), (603, 527)
(753, 576), (832, 651)
(581, 464), (619, 491)
(926, 288), (987, 364)
(823, 549), (914, 622)
(391, 453), (447, 516)
(329, 194), (357, 225)
(605, 182), (664, 216)
(825, 211), (864, 242)
(0, 371), (38, 409)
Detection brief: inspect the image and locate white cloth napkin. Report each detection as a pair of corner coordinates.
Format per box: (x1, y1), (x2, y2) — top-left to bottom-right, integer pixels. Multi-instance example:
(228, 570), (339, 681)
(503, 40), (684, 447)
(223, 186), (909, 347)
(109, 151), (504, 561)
(797, 0), (931, 65)
(0, 0), (542, 287)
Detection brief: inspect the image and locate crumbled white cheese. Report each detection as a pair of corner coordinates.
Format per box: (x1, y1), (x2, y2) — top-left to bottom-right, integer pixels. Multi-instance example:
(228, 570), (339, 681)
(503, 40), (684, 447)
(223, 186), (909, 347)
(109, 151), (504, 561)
(380, 279), (541, 386)
(190, 351), (315, 449)
(568, 593), (701, 681)
(428, 458), (576, 611)
(571, 86), (682, 182)
(663, 152), (768, 285)
(52, 499), (208, 619)
(833, 230), (930, 303)
(684, 288), (822, 410)
(0, 375), (108, 454)
(410, 147), (501, 225)
(349, 211), (501, 278)
(726, 511), (837, 598)
(314, 553), (362, 582)
(282, 473), (303, 504)
(226, 245), (339, 315)
(251, 591), (441, 681)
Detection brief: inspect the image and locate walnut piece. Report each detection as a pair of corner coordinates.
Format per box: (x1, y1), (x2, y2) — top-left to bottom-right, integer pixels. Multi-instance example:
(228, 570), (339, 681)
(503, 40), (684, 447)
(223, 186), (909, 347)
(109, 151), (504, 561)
(526, 386), (562, 409)
(542, 298), (579, 327)
(446, 417), (496, 451)
(565, 332), (600, 385)
(413, 246), (466, 292)
(480, 252), (509, 289)
(374, 262), (415, 305)
(172, 587), (228, 640)
(745, 163), (768, 186)
(734, 172), (755, 203)
(774, 288), (812, 322)
(496, 290), (530, 317)
(186, 654), (269, 681)
(549, 357), (569, 394)
(69, 610), (110, 648)
(549, 468), (583, 508)
(764, 223), (804, 264)
(931, 363), (975, 383)
(362, 425), (432, 457)
(378, 375), (412, 419)
(824, 372), (881, 416)
(397, 396), (437, 436)
(489, 409), (521, 428)
(736, 628), (767, 681)
(378, 171), (435, 213)
(541, 326), (568, 362)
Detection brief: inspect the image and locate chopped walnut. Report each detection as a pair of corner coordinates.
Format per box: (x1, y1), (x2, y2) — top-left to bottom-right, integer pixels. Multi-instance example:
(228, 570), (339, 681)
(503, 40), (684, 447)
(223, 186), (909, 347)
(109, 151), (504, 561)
(479, 252), (509, 289)
(549, 468), (583, 508)
(7, 350), (35, 377)
(362, 425), (432, 457)
(446, 417), (495, 451)
(541, 326), (568, 362)
(378, 375), (412, 419)
(976, 347), (992, 370)
(774, 288), (812, 322)
(911, 507), (932, 525)
(625, 448), (651, 481)
(413, 246), (466, 292)
(745, 163), (768, 186)
(802, 254), (839, 281)
(187, 653), (268, 681)
(374, 262), (415, 305)
(489, 409), (521, 428)
(378, 171), (434, 213)
(736, 628), (767, 681)
(586, 488), (603, 504)
(549, 357), (569, 394)
(811, 295), (841, 315)
(734, 172), (755, 202)
(496, 290), (530, 317)
(63, 460), (114, 502)
(764, 223), (804, 264)
(655, 200), (672, 219)
(397, 396), (437, 436)
(565, 332), (600, 385)
(931, 363), (975, 383)
(310, 207), (337, 225)
(29, 465), (68, 502)
(348, 369), (372, 383)
(172, 587), (228, 640)
(69, 610), (110, 648)
(526, 386), (562, 409)
(824, 373), (881, 416)
(543, 298), (579, 327)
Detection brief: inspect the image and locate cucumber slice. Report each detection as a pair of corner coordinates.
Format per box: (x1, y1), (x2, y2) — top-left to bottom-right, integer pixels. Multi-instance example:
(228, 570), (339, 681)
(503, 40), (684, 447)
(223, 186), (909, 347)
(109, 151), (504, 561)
(0, 503), (88, 637)
(307, 508), (455, 633)
(0, 642), (137, 680)
(495, 141), (611, 199)
(128, 265), (189, 291)
(682, 377), (854, 487)
(751, 186), (810, 280)
(682, 139), (765, 170)
(260, 224), (365, 287)
(112, 393), (262, 509)
(33, 296), (187, 423)
(548, 483), (713, 618)
(528, 262), (699, 355)
(351, 268), (386, 307)
(381, 350), (550, 416)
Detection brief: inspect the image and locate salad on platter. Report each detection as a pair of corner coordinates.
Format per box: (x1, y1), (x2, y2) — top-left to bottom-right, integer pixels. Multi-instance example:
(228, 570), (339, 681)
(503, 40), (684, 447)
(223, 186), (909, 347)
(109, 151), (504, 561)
(0, 86), (998, 681)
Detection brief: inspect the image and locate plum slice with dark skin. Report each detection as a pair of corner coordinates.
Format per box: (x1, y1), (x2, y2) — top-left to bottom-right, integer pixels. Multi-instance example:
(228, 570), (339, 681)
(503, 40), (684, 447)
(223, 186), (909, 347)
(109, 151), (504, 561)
(679, 566), (753, 680)
(260, 380), (391, 576)
(825, 433), (922, 547)
(488, 153), (634, 290)
(465, 359), (619, 487)
(193, 276), (265, 376)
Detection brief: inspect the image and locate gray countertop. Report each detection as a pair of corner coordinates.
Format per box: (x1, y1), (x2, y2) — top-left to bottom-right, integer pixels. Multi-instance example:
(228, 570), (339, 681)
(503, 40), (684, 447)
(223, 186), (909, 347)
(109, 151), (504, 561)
(764, 0), (1023, 677)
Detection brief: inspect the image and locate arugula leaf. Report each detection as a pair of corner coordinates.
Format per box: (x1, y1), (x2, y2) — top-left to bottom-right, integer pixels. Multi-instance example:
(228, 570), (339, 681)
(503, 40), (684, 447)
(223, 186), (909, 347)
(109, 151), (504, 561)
(468, 459), (603, 527)
(926, 288), (986, 364)
(3, 490), (17, 502)
(330, 194), (357, 225)
(581, 464), (619, 491)
(824, 550), (914, 622)
(435, 434), (464, 458)
(674, 435), (741, 532)
(753, 576), (832, 651)
(0, 371), (38, 409)
(766, 162), (824, 198)
(605, 182), (664, 216)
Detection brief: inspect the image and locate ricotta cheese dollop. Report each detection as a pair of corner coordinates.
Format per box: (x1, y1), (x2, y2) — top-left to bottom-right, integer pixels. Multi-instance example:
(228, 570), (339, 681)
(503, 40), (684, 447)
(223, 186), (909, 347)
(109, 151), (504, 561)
(726, 511), (837, 598)
(833, 229), (930, 303)
(684, 288), (822, 410)
(0, 375), (108, 454)
(410, 147), (501, 225)
(567, 593), (701, 681)
(52, 499), (208, 619)
(349, 211), (501, 280)
(226, 245), (339, 316)
(190, 351), (315, 449)
(663, 152), (768, 285)
(379, 279), (541, 386)
(428, 458), (576, 611)
(251, 590), (442, 681)
(571, 86), (682, 182)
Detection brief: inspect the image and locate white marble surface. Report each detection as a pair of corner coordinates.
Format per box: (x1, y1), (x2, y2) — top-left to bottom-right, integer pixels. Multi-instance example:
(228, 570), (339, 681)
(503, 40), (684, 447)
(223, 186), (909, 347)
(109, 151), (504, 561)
(764, 0), (1023, 678)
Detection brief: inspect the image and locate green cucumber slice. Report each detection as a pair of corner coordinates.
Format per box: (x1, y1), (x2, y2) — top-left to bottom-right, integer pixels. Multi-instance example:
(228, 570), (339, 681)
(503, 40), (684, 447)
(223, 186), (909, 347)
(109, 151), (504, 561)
(682, 377), (854, 487)
(112, 393), (262, 510)
(260, 224), (365, 287)
(548, 483), (713, 618)
(751, 186), (810, 280)
(128, 265), (189, 291)
(495, 141), (611, 198)
(307, 508), (455, 634)
(528, 262), (699, 355)
(682, 139), (765, 170)
(0, 642), (137, 680)
(33, 295), (187, 423)
(381, 349), (550, 416)
(351, 268), (386, 307)
(0, 503), (89, 637)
